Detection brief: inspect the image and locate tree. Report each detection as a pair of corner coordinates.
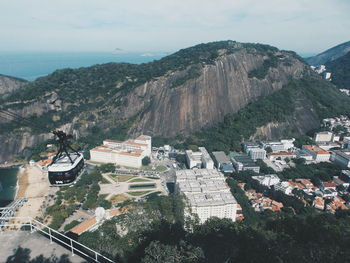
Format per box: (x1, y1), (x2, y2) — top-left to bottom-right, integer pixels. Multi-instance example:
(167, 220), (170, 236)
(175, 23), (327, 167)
(265, 146), (273, 153)
(337, 184), (346, 192)
(142, 156), (151, 166)
(98, 163), (116, 173)
(142, 240), (204, 263)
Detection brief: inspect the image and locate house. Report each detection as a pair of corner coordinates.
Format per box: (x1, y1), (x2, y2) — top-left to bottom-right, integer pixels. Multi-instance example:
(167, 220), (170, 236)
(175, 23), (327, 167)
(327, 200), (349, 213)
(321, 188), (338, 198)
(252, 174), (280, 187)
(321, 181), (338, 191)
(313, 197), (324, 210)
(295, 179), (315, 193)
(274, 182), (293, 195)
(302, 145), (330, 162)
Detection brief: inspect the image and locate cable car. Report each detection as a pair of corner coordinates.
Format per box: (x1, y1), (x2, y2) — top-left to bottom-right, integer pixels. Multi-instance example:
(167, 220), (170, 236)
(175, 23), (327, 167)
(48, 130), (85, 186)
(48, 153), (84, 185)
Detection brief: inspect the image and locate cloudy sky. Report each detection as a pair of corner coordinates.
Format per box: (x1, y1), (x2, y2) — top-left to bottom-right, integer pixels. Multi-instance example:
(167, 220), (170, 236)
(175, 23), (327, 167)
(1, 0), (349, 54)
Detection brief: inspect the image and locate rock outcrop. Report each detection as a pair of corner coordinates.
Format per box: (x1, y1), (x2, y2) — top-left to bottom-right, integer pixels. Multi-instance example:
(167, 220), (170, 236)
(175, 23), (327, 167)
(0, 74), (26, 95)
(118, 49), (306, 136)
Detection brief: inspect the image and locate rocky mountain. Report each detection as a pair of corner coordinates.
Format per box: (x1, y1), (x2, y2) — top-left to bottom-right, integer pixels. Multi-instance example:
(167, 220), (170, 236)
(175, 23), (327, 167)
(306, 41), (350, 66)
(1, 40), (350, 162)
(0, 74), (27, 96)
(326, 51), (350, 90)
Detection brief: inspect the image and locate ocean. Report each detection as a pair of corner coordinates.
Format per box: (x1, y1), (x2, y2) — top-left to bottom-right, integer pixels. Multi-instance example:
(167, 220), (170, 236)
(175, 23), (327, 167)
(0, 52), (166, 81)
(0, 167), (18, 207)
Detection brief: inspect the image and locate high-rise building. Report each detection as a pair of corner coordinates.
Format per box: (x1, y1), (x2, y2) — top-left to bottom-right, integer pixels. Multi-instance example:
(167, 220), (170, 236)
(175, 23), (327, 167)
(175, 169), (238, 223)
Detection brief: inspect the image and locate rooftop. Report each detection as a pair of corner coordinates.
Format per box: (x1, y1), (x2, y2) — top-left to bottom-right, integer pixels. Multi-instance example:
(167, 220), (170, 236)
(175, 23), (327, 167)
(303, 145), (330, 155)
(212, 151), (231, 164)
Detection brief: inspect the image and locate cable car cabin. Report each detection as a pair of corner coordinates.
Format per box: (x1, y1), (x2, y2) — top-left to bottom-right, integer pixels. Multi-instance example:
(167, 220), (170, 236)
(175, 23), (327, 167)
(48, 153), (84, 186)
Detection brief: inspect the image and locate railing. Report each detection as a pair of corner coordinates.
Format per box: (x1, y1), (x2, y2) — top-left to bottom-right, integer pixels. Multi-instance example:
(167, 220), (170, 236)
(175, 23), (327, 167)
(0, 216), (115, 263)
(0, 198), (27, 224)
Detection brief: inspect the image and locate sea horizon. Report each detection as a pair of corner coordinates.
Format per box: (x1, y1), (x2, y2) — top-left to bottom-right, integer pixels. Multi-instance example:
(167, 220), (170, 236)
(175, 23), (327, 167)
(0, 51), (167, 81)
(0, 50), (314, 82)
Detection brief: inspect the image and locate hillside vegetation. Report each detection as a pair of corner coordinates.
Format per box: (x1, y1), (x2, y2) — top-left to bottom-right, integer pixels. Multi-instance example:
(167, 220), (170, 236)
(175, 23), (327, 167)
(306, 40), (350, 66)
(326, 51), (350, 90)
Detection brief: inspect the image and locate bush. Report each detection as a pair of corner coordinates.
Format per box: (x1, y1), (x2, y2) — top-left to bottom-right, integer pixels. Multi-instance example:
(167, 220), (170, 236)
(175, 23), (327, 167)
(142, 156), (151, 166)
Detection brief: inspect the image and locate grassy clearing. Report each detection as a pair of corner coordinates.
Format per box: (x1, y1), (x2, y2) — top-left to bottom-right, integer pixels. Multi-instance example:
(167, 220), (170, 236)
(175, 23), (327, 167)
(127, 191), (151, 196)
(110, 174), (136, 182)
(108, 194), (132, 205)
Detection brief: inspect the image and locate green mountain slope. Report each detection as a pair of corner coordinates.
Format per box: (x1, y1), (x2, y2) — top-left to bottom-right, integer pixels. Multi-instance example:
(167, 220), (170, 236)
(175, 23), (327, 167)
(326, 51), (350, 90)
(306, 41), (350, 66)
(0, 40), (349, 162)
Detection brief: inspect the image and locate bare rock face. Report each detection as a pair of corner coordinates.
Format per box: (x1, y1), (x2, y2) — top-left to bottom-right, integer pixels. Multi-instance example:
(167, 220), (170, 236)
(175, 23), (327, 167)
(0, 74), (26, 95)
(119, 49), (306, 137)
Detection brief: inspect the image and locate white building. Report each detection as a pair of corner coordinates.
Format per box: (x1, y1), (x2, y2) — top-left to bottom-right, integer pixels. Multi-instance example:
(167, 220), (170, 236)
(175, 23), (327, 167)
(248, 148), (266, 160)
(175, 169), (238, 223)
(280, 139), (295, 151)
(185, 147), (214, 169)
(274, 181), (293, 195)
(252, 174), (280, 187)
(314, 131), (333, 143)
(243, 142), (260, 153)
(90, 135), (151, 168)
(262, 142), (285, 153)
(302, 145), (330, 162)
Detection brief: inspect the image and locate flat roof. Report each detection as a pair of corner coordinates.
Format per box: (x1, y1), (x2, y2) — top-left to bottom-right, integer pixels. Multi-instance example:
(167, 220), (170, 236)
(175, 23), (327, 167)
(186, 192), (237, 207)
(212, 151), (231, 164)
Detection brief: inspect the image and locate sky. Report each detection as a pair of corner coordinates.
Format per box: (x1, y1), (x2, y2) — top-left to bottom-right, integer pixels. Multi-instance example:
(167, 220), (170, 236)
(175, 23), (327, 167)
(1, 0), (349, 55)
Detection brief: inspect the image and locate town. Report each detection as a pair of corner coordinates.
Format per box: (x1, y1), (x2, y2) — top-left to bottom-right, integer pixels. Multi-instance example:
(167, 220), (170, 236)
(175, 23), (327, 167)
(17, 114), (349, 236)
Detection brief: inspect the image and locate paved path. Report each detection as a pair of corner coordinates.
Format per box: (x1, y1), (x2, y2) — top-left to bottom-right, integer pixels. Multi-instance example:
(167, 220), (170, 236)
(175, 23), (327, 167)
(0, 231), (86, 262)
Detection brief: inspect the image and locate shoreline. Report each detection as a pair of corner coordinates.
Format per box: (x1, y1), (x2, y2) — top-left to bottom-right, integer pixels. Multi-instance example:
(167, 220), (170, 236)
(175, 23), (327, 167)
(0, 161), (26, 168)
(15, 166), (28, 199)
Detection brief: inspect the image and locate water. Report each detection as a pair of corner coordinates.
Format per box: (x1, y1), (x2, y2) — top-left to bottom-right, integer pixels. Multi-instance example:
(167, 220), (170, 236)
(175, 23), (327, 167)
(0, 52), (166, 81)
(0, 167), (18, 207)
